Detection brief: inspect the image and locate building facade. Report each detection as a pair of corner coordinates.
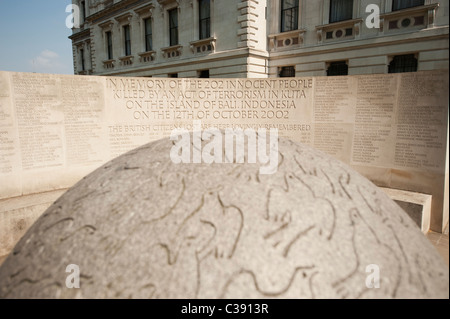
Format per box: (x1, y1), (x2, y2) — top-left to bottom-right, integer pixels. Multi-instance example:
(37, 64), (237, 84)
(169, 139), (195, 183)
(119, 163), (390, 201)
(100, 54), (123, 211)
(69, 0), (449, 78)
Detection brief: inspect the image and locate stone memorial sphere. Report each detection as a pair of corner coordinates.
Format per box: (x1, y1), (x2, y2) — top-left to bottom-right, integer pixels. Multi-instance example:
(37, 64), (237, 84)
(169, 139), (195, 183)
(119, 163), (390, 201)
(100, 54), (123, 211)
(0, 134), (448, 298)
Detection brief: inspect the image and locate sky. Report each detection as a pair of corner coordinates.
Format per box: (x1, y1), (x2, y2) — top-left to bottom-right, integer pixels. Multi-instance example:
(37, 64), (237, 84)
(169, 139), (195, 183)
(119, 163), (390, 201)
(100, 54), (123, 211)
(0, 0), (74, 75)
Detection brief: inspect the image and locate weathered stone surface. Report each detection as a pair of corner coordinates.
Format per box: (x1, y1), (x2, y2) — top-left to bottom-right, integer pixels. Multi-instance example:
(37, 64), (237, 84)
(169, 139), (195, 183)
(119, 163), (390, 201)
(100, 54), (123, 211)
(0, 190), (68, 257)
(0, 135), (448, 299)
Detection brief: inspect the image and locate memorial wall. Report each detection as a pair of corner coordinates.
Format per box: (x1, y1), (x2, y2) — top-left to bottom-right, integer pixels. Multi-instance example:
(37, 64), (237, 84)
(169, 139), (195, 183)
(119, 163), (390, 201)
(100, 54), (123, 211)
(0, 70), (448, 231)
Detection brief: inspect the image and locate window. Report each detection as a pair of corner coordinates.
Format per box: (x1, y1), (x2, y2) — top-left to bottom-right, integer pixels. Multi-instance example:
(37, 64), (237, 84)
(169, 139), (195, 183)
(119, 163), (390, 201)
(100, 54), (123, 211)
(388, 54), (418, 73)
(106, 31), (113, 60)
(281, 0), (299, 32)
(392, 0), (424, 11)
(81, 1), (86, 23)
(199, 0), (211, 39)
(124, 25), (131, 56)
(169, 73), (178, 78)
(327, 61), (348, 76)
(144, 18), (153, 52)
(80, 49), (85, 71)
(329, 0), (353, 23)
(199, 70), (209, 78)
(279, 66), (295, 77)
(169, 9), (179, 46)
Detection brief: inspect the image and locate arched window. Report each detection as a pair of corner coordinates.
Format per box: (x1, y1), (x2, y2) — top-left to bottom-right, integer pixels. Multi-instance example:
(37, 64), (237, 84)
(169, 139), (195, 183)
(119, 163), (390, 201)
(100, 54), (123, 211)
(327, 61), (348, 76)
(388, 54), (418, 73)
(279, 66), (296, 77)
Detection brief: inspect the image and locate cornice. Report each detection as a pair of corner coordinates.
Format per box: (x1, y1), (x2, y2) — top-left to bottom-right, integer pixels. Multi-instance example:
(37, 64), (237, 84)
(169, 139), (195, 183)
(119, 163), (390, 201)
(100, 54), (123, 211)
(87, 0), (149, 24)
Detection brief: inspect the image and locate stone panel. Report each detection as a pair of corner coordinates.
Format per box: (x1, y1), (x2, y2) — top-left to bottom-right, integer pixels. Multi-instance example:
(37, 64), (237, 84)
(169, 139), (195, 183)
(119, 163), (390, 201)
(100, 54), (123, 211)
(0, 70), (448, 231)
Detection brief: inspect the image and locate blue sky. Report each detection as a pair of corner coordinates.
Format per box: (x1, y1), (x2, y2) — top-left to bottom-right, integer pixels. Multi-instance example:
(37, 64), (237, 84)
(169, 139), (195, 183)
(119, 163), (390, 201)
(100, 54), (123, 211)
(0, 0), (74, 74)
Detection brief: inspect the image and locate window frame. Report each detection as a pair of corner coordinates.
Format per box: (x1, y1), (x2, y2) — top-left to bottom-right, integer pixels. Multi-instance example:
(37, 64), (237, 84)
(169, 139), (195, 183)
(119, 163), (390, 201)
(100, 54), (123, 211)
(81, 1), (86, 23)
(392, 0), (425, 11)
(281, 0), (299, 33)
(388, 54), (418, 73)
(80, 48), (85, 71)
(329, 0), (353, 24)
(279, 66), (296, 77)
(327, 61), (348, 76)
(144, 17), (153, 52)
(106, 31), (113, 60)
(199, 0), (211, 39)
(198, 70), (210, 78)
(169, 8), (179, 46)
(123, 25), (131, 56)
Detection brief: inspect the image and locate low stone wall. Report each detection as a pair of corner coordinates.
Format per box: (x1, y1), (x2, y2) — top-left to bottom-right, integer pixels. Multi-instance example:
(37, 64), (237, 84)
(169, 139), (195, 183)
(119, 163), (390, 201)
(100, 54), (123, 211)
(0, 70), (448, 231)
(0, 189), (67, 258)
(380, 188), (432, 234)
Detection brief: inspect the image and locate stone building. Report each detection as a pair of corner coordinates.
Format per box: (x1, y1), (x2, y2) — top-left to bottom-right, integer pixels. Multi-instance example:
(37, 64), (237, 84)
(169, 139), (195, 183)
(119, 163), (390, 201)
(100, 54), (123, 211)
(69, 0), (449, 78)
